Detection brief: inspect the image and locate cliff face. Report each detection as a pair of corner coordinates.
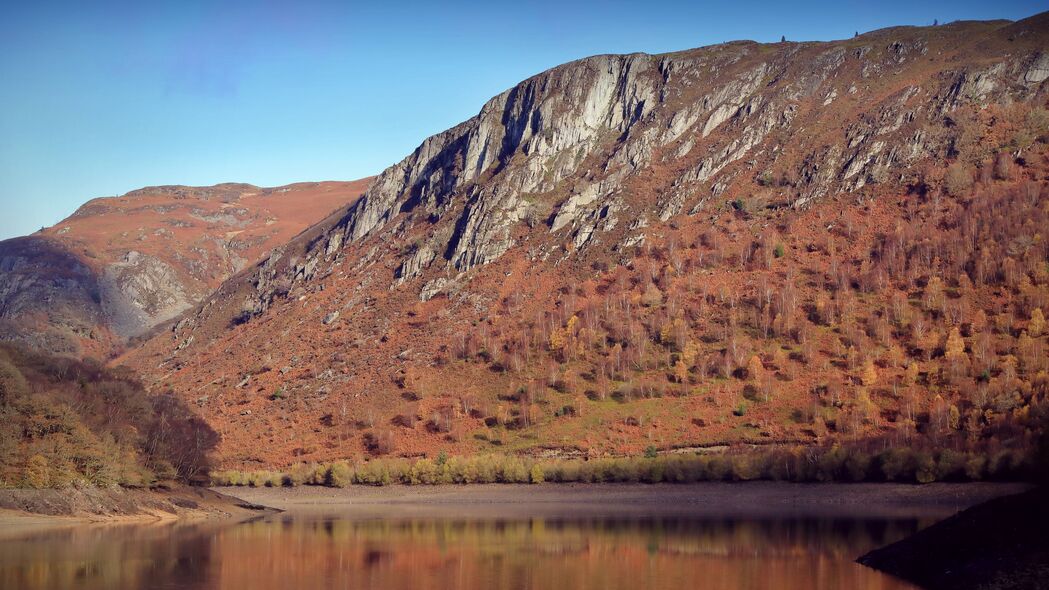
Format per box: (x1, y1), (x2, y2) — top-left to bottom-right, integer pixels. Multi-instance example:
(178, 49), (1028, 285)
(124, 15), (1049, 467)
(0, 179), (371, 357)
(223, 16), (1046, 322)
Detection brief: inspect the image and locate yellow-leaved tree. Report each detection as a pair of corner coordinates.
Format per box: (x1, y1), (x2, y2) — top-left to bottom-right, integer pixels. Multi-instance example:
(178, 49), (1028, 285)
(945, 327), (966, 361)
(860, 357), (877, 387)
(1030, 308), (1045, 338)
(747, 355), (764, 382)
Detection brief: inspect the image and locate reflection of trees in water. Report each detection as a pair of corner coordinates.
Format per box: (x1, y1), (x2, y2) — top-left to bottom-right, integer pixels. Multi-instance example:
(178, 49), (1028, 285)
(0, 516), (921, 590)
(0, 521), (219, 590)
(232, 515), (921, 558)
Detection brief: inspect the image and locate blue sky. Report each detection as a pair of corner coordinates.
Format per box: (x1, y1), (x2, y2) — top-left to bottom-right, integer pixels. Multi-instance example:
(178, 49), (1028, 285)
(0, 0), (1043, 240)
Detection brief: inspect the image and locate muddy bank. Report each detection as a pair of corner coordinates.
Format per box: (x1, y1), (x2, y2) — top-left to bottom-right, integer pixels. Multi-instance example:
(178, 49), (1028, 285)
(859, 486), (1049, 590)
(218, 481), (1030, 520)
(0, 486), (273, 537)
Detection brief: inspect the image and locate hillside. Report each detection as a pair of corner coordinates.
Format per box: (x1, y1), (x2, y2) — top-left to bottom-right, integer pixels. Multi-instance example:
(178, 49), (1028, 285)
(0, 342), (216, 487)
(0, 179), (371, 358)
(124, 15), (1049, 469)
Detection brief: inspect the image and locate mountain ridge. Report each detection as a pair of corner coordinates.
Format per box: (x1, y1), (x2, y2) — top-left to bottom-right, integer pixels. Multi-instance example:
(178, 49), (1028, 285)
(0, 178), (373, 358)
(94, 13), (1049, 467)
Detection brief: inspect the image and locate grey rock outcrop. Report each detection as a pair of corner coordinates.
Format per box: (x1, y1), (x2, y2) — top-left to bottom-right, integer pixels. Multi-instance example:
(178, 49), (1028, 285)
(211, 15), (1048, 328)
(100, 251), (193, 339)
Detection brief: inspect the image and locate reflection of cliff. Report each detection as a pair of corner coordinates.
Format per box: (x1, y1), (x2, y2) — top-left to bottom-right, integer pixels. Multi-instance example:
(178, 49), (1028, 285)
(196, 516), (926, 589)
(0, 515), (921, 589)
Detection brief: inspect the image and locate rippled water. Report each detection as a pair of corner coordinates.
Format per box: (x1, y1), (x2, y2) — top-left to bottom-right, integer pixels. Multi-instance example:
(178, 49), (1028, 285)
(0, 511), (923, 589)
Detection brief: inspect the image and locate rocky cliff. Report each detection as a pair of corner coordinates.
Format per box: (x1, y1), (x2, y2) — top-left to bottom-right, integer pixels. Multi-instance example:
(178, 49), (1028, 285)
(229, 16), (1048, 318)
(124, 14), (1049, 467)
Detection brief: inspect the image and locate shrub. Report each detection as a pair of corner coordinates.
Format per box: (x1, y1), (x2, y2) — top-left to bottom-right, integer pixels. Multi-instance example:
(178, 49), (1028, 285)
(201, 445), (1030, 490)
(944, 162), (973, 197)
(964, 455), (987, 480)
(498, 457), (529, 483)
(914, 451), (937, 484)
(529, 463), (544, 484)
(640, 458), (665, 483)
(327, 462), (353, 487)
(23, 455), (49, 489)
(879, 448), (915, 481)
(409, 458), (438, 485)
(992, 152), (1013, 180)
(0, 357), (29, 401)
(936, 449), (967, 481)
(844, 451), (872, 482)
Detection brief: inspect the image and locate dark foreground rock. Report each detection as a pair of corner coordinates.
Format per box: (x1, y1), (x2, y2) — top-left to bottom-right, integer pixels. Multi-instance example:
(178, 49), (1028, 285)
(858, 487), (1049, 590)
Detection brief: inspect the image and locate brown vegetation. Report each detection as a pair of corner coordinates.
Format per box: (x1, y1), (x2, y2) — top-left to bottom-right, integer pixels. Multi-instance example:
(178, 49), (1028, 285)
(0, 343), (216, 488)
(116, 21), (1049, 472)
(211, 443), (1034, 488)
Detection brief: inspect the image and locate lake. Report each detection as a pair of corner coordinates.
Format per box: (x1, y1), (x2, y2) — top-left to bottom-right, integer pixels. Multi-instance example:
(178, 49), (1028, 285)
(0, 514), (923, 589)
(2, 482), (1020, 589)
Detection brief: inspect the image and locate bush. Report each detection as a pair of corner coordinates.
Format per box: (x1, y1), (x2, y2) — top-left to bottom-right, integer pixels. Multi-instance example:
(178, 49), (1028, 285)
(944, 163), (973, 197)
(529, 463), (544, 484)
(964, 455), (987, 480)
(327, 462), (353, 487)
(879, 448), (916, 481)
(915, 451), (937, 484)
(201, 445), (1031, 490)
(23, 455), (49, 489)
(936, 449), (967, 480)
(992, 152), (1013, 180)
(498, 458), (529, 483)
(409, 458), (438, 485)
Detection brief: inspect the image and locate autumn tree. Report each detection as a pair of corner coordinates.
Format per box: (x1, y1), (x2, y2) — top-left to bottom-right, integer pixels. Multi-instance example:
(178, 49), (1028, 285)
(747, 355), (764, 382)
(905, 361), (920, 386)
(923, 276), (945, 313)
(860, 357), (878, 387)
(0, 356), (28, 402)
(944, 162), (973, 197)
(944, 327), (968, 381)
(992, 152), (1013, 180)
(1030, 308), (1045, 338)
(673, 359), (689, 390)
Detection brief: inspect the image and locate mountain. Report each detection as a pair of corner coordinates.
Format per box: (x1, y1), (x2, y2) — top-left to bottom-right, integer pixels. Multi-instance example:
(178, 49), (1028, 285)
(124, 15), (1049, 469)
(0, 179), (372, 359)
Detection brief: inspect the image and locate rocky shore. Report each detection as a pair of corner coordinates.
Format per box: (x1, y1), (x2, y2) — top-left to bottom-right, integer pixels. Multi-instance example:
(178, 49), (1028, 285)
(859, 487), (1049, 589)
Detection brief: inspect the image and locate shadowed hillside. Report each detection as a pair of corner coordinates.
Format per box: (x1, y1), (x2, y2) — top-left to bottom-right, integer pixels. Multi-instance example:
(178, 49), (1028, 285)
(0, 342), (218, 487)
(0, 179), (372, 359)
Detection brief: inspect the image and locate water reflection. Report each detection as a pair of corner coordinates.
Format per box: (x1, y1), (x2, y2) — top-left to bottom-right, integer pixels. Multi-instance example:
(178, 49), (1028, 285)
(0, 514), (921, 589)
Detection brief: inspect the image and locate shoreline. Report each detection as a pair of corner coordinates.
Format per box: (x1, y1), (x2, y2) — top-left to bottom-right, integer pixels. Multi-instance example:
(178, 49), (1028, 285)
(0, 485), (274, 539)
(0, 481), (1029, 538)
(215, 481), (1031, 520)
(860, 486), (1048, 589)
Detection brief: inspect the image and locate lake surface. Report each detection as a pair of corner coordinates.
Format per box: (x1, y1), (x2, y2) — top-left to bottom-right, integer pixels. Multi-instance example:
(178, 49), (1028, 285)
(0, 511), (925, 589)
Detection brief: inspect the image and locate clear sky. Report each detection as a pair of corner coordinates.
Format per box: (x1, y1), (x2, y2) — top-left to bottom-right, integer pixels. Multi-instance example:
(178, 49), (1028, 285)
(0, 0), (1044, 240)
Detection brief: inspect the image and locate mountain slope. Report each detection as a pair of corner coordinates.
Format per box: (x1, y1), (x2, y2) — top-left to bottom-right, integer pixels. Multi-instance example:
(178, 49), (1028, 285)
(0, 179), (372, 358)
(125, 15), (1049, 468)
